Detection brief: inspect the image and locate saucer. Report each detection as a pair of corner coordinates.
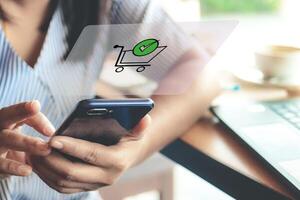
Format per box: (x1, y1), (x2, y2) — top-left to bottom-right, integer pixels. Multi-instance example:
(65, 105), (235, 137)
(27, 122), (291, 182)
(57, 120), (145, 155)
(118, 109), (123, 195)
(232, 67), (300, 91)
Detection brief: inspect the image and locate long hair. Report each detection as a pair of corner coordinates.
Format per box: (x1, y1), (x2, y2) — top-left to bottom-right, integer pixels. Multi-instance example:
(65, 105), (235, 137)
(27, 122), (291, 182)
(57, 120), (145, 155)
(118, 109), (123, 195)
(0, 0), (104, 60)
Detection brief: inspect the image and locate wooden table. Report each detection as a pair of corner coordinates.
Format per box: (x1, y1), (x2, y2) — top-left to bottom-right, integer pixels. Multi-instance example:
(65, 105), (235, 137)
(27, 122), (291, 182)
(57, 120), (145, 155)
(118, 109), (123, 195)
(162, 84), (300, 200)
(96, 78), (300, 199)
(180, 118), (297, 199)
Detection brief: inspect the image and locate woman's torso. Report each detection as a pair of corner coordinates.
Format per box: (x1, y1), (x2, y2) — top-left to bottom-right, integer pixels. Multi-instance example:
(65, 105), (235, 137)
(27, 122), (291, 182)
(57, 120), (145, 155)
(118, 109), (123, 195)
(0, 6), (104, 199)
(0, 0), (176, 199)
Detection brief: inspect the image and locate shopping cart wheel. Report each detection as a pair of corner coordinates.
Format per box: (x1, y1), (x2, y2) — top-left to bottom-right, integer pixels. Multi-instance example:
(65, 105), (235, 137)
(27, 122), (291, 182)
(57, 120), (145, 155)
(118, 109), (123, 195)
(136, 66), (146, 72)
(115, 67), (124, 73)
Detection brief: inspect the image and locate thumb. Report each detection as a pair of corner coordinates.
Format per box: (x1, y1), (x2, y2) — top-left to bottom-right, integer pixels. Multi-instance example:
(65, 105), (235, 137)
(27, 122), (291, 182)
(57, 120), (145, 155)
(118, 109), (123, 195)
(129, 115), (151, 138)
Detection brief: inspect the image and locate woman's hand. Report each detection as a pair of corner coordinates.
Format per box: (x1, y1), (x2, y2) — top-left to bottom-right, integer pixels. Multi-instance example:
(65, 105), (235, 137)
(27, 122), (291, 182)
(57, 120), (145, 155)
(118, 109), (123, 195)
(0, 101), (55, 177)
(28, 115), (151, 194)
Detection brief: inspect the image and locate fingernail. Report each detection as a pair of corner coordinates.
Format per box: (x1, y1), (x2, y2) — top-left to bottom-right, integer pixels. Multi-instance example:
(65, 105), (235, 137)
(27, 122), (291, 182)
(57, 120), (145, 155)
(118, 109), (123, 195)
(39, 143), (50, 152)
(18, 165), (32, 176)
(35, 139), (50, 152)
(51, 141), (63, 149)
(25, 100), (40, 113)
(31, 100), (40, 107)
(36, 138), (47, 145)
(49, 124), (56, 135)
(45, 124), (56, 136)
(50, 124), (56, 132)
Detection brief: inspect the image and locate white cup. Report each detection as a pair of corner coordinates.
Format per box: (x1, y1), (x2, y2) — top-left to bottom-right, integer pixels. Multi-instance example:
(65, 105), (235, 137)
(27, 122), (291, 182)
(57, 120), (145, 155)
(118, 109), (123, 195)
(255, 45), (300, 79)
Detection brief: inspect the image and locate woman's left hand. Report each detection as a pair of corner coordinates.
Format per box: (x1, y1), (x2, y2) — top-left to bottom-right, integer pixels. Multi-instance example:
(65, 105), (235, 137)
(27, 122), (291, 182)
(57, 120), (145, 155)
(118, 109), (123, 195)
(28, 115), (151, 194)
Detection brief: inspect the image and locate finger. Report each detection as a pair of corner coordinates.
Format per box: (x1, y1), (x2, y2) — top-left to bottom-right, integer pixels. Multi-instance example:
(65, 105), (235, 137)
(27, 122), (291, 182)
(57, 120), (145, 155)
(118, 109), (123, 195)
(0, 130), (51, 156)
(130, 114), (151, 137)
(33, 152), (114, 184)
(0, 101), (40, 129)
(42, 178), (85, 194)
(0, 157), (32, 176)
(0, 145), (8, 155)
(31, 156), (100, 190)
(24, 112), (55, 137)
(34, 170), (85, 194)
(31, 158), (101, 190)
(7, 151), (26, 163)
(50, 136), (116, 167)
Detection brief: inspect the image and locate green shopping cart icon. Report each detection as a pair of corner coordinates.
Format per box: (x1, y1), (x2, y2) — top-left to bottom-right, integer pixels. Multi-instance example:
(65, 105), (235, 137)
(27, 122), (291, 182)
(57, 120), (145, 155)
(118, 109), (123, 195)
(113, 38), (167, 73)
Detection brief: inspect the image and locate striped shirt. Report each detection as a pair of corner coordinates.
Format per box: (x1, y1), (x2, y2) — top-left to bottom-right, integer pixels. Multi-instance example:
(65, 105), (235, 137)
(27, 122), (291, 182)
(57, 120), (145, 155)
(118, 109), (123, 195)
(0, 0), (189, 199)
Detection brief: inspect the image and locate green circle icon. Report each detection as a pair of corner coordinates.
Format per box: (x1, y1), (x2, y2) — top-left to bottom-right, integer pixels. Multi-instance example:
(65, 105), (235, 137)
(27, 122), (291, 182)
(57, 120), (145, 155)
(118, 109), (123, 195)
(133, 39), (159, 57)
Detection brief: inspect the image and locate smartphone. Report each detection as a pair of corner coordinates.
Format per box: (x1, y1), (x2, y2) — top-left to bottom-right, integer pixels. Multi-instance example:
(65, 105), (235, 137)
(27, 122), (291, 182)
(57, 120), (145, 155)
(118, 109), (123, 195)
(56, 98), (154, 146)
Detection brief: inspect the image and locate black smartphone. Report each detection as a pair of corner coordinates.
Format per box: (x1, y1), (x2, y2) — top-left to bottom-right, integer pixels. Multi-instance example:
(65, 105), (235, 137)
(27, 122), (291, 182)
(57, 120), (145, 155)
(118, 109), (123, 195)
(56, 98), (154, 146)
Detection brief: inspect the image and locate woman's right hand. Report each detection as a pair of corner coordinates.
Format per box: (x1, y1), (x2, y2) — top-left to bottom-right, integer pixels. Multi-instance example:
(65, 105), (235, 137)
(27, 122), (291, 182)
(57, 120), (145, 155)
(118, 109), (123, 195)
(0, 101), (55, 177)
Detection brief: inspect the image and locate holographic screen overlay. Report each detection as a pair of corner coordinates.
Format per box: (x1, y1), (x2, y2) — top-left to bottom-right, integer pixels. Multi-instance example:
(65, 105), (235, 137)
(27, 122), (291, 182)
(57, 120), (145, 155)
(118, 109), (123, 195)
(66, 21), (237, 97)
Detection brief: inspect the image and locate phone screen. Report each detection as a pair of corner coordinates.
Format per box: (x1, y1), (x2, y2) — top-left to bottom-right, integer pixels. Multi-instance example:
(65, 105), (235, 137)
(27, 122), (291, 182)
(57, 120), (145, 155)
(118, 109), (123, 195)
(59, 116), (129, 146)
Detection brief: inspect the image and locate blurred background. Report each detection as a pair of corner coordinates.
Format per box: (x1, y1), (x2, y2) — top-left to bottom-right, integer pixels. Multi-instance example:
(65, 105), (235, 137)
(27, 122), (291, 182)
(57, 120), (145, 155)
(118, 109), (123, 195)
(99, 1), (300, 199)
(160, 0), (300, 102)
(162, 0), (300, 72)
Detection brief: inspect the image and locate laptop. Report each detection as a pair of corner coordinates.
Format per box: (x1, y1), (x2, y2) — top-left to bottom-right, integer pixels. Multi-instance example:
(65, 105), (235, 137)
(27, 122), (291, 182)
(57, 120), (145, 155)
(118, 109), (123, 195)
(211, 98), (300, 196)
